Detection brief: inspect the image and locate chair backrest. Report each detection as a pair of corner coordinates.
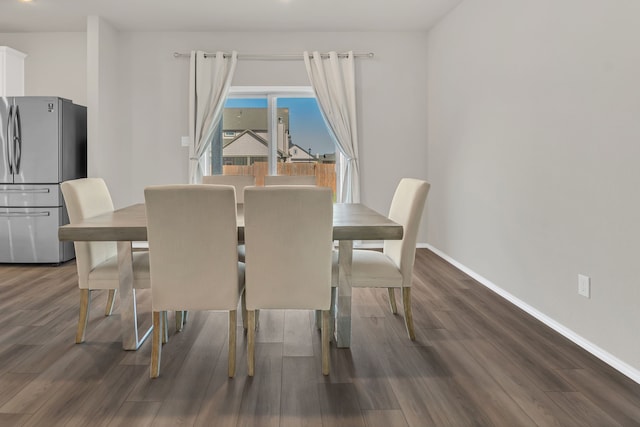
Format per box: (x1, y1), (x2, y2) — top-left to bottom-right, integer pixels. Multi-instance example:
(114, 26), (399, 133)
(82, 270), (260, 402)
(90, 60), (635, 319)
(144, 185), (240, 311)
(244, 186), (333, 310)
(383, 178), (430, 287)
(202, 175), (255, 204)
(60, 178), (116, 289)
(264, 175), (317, 186)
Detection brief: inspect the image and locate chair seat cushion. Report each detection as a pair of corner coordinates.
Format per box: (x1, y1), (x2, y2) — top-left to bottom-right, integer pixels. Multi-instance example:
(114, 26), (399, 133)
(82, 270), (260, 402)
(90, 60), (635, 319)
(87, 251), (151, 289)
(344, 249), (403, 288)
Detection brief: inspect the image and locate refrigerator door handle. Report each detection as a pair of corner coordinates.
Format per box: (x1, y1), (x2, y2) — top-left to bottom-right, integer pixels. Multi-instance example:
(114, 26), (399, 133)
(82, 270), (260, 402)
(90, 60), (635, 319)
(13, 105), (22, 174)
(0, 211), (51, 218)
(6, 105), (14, 174)
(0, 188), (51, 194)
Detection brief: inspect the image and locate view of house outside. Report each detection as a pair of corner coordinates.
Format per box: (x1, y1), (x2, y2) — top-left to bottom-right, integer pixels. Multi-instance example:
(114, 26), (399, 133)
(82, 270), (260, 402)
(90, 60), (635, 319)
(216, 96), (337, 194)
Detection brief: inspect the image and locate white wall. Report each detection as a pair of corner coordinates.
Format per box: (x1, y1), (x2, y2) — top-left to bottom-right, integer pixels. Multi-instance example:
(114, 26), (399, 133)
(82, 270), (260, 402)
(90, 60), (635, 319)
(114, 32), (429, 235)
(427, 0), (640, 375)
(0, 33), (86, 105)
(87, 17), (132, 208)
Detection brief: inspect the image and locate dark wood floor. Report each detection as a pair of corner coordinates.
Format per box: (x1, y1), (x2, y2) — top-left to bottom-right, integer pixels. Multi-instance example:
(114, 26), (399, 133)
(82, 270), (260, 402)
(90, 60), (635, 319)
(0, 248), (639, 426)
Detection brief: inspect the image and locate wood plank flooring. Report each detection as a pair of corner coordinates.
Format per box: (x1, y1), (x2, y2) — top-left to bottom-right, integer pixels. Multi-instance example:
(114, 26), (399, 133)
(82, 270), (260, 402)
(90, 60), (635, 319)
(0, 249), (638, 426)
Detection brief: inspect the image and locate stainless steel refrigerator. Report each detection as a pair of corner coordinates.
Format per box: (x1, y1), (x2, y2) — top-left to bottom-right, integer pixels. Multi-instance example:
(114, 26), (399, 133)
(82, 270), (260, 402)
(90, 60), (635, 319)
(1, 96), (86, 263)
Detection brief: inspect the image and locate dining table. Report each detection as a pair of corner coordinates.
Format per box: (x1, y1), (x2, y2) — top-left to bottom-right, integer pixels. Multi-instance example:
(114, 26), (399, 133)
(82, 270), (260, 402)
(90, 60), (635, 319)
(59, 202), (403, 350)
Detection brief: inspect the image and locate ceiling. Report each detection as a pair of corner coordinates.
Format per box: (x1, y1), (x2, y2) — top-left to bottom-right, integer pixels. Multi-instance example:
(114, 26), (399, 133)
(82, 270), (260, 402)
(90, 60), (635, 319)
(0, 0), (463, 33)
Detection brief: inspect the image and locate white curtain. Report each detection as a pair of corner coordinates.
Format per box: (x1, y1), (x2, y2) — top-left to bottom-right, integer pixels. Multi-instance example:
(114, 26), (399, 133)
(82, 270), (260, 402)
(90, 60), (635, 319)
(188, 50), (237, 184)
(304, 51), (360, 204)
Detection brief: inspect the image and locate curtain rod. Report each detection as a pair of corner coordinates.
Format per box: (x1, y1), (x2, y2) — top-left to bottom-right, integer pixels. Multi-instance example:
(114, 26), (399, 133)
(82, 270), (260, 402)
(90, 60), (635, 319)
(172, 51), (374, 60)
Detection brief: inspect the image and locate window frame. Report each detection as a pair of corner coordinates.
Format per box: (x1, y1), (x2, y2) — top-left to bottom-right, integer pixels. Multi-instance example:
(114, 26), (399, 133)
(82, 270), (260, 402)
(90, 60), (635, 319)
(209, 86), (340, 198)
(224, 86), (320, 175)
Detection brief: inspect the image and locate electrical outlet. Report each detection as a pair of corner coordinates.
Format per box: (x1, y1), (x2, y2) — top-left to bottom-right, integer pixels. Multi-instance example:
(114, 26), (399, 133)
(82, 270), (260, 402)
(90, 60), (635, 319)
(181, 136), (190, 147)
(578, 274), (590, 298)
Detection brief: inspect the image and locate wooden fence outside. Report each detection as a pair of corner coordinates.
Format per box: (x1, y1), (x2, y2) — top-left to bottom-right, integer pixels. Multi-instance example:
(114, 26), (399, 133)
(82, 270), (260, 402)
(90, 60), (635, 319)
(222, 162), (336, 193)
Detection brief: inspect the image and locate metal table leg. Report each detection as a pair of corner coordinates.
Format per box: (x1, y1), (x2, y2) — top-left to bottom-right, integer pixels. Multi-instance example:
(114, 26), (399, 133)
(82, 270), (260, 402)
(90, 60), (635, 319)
(335, 240), (353, 348)
(117, 241), (152, 350)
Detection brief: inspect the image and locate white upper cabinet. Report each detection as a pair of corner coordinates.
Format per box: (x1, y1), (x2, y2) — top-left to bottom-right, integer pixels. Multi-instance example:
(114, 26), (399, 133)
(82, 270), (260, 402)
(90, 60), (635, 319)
(0, 46), (27, 96)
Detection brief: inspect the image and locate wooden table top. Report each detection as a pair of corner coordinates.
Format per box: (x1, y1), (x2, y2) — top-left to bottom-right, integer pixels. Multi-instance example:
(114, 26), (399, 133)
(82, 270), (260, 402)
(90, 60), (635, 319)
(59, 203), (403, 242)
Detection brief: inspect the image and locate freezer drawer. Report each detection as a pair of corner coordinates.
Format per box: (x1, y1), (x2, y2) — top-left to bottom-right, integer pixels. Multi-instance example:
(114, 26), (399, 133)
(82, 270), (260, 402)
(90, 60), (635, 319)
(0, 184), (62, 207)
(0, 207), (74, 263)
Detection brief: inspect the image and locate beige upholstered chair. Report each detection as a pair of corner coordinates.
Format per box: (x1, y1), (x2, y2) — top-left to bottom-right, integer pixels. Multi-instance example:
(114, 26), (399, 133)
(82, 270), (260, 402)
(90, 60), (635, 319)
(202, 174), (255, 204)
(145, 184), (245, 378)
(264, 175), (316, 186)
(61, 178), (151, 344)
(202, 175), (256, 264)
(338, 178), (430, 340)
(244, 186), (333, 376)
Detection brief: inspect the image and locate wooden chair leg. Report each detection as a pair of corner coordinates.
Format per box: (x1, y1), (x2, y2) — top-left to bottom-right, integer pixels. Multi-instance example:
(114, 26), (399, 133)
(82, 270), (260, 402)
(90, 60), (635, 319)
(388, 288), (398, 314)
(317, 287), (337, 335)
(228, 310), (237, 378)
(150, 311), (163, 378)
(330, 286), (337, 340)
(402, 287), (415, 340)
(255, 309), (260, 332)
(247, 310), (255, 377)
(75, 289), (91, 344)
(162, 311), (169, 344)
(176, 311), (184, 332)
(321, 310), (330, 376)
(241, 291), (248, 333)
(105, 289), (117, 316)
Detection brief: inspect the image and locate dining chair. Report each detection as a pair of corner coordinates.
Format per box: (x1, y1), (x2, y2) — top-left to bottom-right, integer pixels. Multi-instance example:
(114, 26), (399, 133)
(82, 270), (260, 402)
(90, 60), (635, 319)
(264, 175), (317, 186)
(145, 184), (245, 378)
(244, 186), (333, 376)
(202, 174), (256, 269)
(202, 174), (255, 204)
(61, 178), (151, 344)
(337, 178), (430, 340)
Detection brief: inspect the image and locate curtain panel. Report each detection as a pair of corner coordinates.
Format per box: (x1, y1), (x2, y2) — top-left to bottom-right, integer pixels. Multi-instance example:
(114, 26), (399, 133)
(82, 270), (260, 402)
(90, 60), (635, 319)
(188, 51), (237, 184)
(304, 51), (360, 204)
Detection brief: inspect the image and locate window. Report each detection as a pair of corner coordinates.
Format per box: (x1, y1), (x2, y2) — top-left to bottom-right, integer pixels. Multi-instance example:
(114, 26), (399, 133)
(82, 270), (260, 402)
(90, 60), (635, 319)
(209, 87), (337, 197)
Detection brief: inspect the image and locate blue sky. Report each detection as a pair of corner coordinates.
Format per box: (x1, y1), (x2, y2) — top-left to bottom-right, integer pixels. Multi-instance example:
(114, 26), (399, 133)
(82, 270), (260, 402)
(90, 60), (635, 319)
(224, 97), (336, 155)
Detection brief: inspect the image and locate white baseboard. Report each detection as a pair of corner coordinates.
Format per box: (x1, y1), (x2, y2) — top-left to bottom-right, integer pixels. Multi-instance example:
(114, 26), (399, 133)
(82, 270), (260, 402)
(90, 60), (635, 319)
(424, 244), (640, 385)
